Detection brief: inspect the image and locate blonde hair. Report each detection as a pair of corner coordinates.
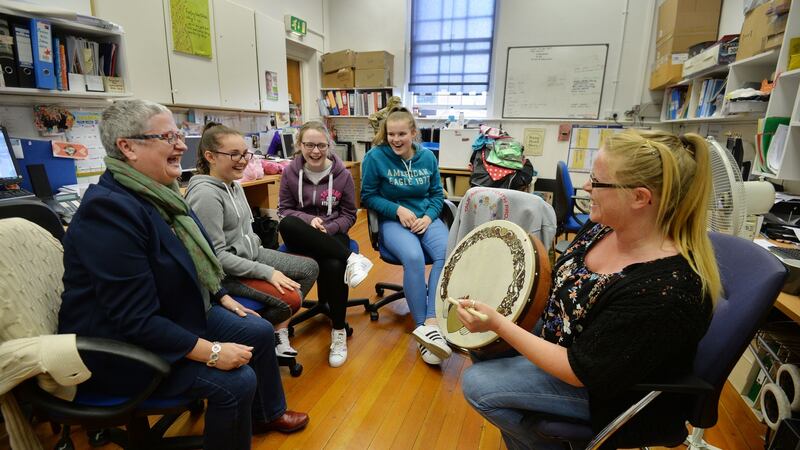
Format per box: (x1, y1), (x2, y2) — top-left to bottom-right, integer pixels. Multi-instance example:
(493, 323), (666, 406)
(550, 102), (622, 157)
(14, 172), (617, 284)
(197, 122), (241, 174)
(294, 121), (333, 157)
(603, 129), (720, 304)
(372, 107), (418, 146)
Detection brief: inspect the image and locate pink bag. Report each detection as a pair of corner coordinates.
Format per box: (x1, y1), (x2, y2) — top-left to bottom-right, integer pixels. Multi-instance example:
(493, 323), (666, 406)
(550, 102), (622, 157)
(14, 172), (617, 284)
(262, 160), (284, 175)
(240, 157), (265, 182)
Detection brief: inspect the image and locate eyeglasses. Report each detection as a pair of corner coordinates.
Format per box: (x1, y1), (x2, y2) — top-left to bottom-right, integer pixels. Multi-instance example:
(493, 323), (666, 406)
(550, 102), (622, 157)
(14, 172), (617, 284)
(301, 142), (329, 151)
(124, 130), (186, 145)
(589, 173), (637, 189)
(211, 150), (254, 162)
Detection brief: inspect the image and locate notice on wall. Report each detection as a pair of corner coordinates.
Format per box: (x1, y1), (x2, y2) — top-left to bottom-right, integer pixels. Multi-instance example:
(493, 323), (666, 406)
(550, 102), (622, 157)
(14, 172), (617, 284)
(265, 71), (278, 101)
(170, 0), (212, 58)
(566, 125), (625, 172)
(65, 111), (106, 176)
(523, 128), (545, 156)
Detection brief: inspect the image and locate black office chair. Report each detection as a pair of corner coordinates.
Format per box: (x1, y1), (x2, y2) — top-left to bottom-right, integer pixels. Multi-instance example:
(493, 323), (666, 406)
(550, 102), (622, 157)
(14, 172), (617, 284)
(0, 198), (64, 240)
(528, 232), (787, 449)
(365, 199), (457, 321)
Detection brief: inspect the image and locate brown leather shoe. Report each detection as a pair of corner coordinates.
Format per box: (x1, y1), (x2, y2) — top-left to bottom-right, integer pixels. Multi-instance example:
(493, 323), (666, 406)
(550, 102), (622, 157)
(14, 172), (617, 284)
(252, 410), (309, 434)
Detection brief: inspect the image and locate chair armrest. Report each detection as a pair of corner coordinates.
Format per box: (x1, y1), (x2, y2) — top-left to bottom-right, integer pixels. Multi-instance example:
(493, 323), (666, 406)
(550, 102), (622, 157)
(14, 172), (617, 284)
(441, 199), (457, 228)
(367, 209), (380, 251)
(571, 195), (590, 215)
(18, 337), (171, 422)
(630, 374), (714, 395)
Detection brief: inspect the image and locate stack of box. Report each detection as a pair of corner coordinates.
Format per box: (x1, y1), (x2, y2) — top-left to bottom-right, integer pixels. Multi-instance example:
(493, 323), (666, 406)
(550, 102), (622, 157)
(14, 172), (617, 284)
(650, 0), (722, 90)
(737, 0), (791, 62)
(355, 51), (393, 88)
(321, 50), (356, 89)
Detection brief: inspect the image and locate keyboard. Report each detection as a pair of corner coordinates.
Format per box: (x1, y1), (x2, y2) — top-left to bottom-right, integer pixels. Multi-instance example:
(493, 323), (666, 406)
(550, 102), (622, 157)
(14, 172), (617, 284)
(769, 246), (800, 260)
(0, 188), (34, 200)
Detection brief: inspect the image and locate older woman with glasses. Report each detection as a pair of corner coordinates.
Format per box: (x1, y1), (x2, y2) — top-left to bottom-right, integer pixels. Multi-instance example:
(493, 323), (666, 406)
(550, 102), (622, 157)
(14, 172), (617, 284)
(456, 129), (720, 449)
(277, 121), (373, 368)
(185, 122), (319, 359)
(58, 99), (309, 450)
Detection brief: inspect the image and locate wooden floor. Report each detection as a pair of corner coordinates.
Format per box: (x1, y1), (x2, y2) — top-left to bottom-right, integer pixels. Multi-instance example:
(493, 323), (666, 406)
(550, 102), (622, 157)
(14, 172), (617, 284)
(25, 211), (767, 450)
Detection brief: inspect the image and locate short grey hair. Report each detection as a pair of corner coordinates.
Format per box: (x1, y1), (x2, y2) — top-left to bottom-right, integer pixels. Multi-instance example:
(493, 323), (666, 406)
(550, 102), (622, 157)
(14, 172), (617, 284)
(100, 99), (171, 160)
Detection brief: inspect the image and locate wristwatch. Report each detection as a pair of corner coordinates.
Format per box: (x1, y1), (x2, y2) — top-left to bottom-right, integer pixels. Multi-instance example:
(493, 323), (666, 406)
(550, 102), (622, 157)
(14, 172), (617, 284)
(206, 342), (222, 367)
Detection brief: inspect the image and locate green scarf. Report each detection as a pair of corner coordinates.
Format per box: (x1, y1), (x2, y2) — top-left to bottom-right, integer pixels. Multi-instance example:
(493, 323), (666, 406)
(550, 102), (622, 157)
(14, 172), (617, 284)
(104, 156), (223, 293)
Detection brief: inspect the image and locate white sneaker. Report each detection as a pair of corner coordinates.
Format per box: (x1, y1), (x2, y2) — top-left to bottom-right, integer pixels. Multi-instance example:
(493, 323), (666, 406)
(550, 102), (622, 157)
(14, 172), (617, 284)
(275, 329), (298, 358)
(344, 253), (373, 288)
(412, 325), (452, 360)
(418, 343), (442, 365)
(329, 328), (348, 367)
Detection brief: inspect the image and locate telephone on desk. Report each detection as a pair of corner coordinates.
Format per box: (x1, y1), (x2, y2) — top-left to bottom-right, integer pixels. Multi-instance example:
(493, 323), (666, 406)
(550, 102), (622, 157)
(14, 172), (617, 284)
(45, 192), (81, 225)
(762, 199), (800, 243)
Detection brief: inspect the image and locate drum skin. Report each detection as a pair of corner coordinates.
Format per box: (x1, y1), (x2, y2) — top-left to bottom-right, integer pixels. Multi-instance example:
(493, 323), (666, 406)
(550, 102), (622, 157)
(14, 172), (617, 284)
(435, 220), (552, 357)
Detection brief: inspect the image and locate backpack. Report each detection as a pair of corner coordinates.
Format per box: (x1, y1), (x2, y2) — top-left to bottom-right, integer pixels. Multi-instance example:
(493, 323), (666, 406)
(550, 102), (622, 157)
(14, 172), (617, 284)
(470, 149), (535, 190)
(485, 139), (524, 170)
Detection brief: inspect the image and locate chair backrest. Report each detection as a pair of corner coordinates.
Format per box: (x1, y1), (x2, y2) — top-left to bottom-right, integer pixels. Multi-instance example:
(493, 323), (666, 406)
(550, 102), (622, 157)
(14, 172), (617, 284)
(552, 161), (573, 232)
(690, 232), (787, 427)
(0, 198), (64, 240)
(446, 186), (556, 255)
(0, 218), (64, 343)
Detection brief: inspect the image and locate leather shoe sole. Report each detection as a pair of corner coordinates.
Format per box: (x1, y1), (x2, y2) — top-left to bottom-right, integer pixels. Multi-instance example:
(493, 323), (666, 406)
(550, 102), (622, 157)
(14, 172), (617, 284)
(252, 410), (309, 434)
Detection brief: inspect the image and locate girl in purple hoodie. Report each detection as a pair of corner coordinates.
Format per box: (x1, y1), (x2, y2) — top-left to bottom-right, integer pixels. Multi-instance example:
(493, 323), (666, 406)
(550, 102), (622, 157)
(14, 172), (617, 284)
(278, 121), (373, 368)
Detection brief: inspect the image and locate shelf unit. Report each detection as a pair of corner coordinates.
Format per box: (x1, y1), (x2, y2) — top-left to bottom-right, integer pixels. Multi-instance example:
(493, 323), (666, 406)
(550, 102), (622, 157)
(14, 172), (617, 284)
(751, 2), (800, 180)
(0, 6), (132, 101)
(660, 49), (778, 123)
(320, 87), (394, 118)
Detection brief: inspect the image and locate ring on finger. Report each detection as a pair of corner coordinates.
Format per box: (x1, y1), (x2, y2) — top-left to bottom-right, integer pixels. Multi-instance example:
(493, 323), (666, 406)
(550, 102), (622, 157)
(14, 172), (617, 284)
(471, 300), (476, 309)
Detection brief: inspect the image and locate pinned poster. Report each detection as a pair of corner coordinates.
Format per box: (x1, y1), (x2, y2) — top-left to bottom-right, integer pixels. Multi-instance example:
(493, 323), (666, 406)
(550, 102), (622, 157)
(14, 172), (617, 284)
(566, 125), (625, 172)
(523, 128), (545, 156)
(170, 0), (212, 58)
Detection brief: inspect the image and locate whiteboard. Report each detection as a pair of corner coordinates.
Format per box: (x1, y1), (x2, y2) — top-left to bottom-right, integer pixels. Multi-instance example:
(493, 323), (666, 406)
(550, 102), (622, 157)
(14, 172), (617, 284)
(502, 45), (609, 120)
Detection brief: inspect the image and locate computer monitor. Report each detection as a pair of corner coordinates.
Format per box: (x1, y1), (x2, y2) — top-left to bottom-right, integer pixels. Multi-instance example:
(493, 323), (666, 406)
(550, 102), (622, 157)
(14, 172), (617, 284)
(280, 131), (295, 159)
(182, 135), (201, 172)
(0, 126), (23, 184)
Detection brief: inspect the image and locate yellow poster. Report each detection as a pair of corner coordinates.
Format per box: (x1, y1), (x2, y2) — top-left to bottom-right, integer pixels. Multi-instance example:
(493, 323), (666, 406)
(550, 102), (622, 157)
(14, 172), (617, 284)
(523, 128), (546, 156)
(571, 149), (586, 169)
(171, 0), (212, 58)
(599, 129), (615, 146)
(576, 129), (589, 149)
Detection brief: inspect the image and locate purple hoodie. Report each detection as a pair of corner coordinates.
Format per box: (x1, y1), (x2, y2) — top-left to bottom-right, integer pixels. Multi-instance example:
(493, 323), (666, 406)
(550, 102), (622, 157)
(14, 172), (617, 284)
(278, 151), (357, 235)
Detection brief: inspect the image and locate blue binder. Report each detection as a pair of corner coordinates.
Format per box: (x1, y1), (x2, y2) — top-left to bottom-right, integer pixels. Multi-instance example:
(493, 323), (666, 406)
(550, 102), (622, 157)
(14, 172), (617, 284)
(29, 18), (55, 90)
(16, 138), (76, 192)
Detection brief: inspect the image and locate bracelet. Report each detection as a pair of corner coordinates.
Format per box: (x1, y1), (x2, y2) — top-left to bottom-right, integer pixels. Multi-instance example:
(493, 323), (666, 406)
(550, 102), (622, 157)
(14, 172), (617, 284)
(206, 342), (222, 367)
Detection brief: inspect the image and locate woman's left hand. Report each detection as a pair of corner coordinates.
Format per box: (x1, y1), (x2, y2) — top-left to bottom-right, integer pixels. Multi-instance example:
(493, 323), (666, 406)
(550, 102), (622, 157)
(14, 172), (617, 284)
(409, 216), (432, 234)
(220, 294), (261, 318)
(310, 217), (327, 233)
(454, 299), (503, 333)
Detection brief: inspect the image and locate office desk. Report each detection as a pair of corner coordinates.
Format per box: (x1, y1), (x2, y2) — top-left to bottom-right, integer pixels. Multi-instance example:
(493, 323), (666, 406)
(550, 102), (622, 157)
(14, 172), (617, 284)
(439, 167), (471, 198)
(239, 162), (361, 210)
(776, 293), (800, 323)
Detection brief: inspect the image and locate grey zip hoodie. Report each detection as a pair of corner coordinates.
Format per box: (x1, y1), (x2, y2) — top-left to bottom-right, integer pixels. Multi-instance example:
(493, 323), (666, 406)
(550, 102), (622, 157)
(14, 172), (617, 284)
(185, 175), (275, 281)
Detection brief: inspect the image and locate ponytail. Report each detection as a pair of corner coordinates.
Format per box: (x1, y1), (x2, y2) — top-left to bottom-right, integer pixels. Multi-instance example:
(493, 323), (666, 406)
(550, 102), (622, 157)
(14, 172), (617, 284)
(372, 106), (418, 146)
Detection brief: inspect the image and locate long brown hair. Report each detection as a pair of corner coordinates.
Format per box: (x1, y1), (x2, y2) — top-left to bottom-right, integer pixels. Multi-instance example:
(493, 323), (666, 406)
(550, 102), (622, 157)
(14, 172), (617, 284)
(196, 121), (241, 174)
(372, 107), (418, 146)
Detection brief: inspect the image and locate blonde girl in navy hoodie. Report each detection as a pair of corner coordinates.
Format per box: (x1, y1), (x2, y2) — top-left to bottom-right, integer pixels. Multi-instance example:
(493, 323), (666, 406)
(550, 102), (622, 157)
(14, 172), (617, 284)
(277, 121), (373, 367)
(361, 107), (452, 365)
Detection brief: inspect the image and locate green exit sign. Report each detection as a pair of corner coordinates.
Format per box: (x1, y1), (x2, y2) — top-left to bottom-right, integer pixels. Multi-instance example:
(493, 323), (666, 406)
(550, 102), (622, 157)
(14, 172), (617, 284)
(285, 15), (307, 36)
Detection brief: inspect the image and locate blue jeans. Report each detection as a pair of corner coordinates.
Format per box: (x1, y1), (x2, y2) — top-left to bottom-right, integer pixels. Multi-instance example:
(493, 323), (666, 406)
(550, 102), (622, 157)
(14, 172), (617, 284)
(462, 356), (590, 450)
(379, 218), (448, 326)
(160, 305), (287, 450)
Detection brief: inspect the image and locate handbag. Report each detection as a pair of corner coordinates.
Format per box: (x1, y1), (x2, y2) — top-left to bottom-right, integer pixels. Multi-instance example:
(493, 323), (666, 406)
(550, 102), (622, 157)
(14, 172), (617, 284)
(251, 215), (279, 250)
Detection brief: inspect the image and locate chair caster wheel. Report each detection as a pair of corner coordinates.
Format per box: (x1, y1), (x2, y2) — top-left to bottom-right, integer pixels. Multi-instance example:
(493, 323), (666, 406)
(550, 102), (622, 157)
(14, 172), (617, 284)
(288, 326), (295, 338)
(370, 311), (379, 321)
(346, 325), (354, 337)
(290, 363), (303, 377)
(55, 438), (75, 450)
(86, 428), (110, 447)
(376, 287), (385, 296)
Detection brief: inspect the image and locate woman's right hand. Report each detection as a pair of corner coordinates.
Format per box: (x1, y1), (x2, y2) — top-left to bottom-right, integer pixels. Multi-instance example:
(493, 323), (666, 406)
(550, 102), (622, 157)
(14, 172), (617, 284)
(215, 342), (253, 371)
(269, 270), (301, 294)
(310, 217), (327, 233)
(396, 206), (417, 228)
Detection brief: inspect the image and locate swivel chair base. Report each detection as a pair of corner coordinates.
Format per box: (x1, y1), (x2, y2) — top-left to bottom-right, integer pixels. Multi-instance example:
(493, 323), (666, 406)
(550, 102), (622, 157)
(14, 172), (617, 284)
(366, 282), (405, 321)
(288, 298), (370, 336)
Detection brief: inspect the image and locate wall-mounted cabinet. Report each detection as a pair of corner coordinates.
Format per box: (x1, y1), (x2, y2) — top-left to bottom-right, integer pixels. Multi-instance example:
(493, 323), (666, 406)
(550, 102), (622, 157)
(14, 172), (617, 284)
(93, 0), (287, 113)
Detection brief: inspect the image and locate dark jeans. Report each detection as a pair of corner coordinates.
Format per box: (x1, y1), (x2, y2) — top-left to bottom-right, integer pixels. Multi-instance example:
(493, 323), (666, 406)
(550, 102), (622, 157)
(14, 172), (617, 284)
(158, 305), (287, 450)
(278, 216), (352, 329)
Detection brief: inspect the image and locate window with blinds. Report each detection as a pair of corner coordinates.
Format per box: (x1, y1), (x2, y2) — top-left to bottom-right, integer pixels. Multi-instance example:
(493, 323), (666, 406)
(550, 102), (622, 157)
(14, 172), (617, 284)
(409, 0), (497, 118)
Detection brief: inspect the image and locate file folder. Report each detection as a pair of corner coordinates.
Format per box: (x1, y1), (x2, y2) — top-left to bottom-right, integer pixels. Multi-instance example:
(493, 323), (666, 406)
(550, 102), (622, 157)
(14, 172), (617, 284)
(11, 21), (35, 88)
(0, 18), (18, 87)
(29, 18), (55, 90)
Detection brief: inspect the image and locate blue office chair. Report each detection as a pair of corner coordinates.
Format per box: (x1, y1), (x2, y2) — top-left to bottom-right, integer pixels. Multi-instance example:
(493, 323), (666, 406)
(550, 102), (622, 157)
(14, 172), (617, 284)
(365, 200), (457, 321)
(1, 217), (202, 450)
(553, 161), (589, 248)
(528, 232), (787, 449)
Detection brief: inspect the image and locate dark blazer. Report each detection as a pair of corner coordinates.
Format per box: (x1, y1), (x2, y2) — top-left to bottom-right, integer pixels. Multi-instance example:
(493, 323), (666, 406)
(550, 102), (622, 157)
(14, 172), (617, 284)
(58, 172), (220, 395)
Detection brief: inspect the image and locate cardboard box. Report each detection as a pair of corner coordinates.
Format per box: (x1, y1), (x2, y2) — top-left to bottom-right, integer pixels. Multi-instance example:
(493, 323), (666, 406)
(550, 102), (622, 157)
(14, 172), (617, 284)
(651, 37), (688, 89)
(322, 68), (355, 89)
(355, 51), (394, 70)
(737, 2), (772, 61)
(355, 68), (392, 88)
(321, 50), (355, 73)
(656, 0), (722, 46)
(682, 36), (739, 77)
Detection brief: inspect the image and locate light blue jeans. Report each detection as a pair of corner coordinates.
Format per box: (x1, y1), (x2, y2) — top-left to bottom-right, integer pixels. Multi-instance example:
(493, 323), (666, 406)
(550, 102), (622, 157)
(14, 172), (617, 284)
(462, 355), (591, 450)
(379, 218), (448, 326)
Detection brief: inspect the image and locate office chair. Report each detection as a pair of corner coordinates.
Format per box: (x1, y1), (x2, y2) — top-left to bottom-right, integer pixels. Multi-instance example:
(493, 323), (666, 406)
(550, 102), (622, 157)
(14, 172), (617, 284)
(553, 161), (589, 252)
(1, 218), (202, 450)
(527, 232), (787, 449)
(0, 198), (64, 240)
(365, 199), (457, 321)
